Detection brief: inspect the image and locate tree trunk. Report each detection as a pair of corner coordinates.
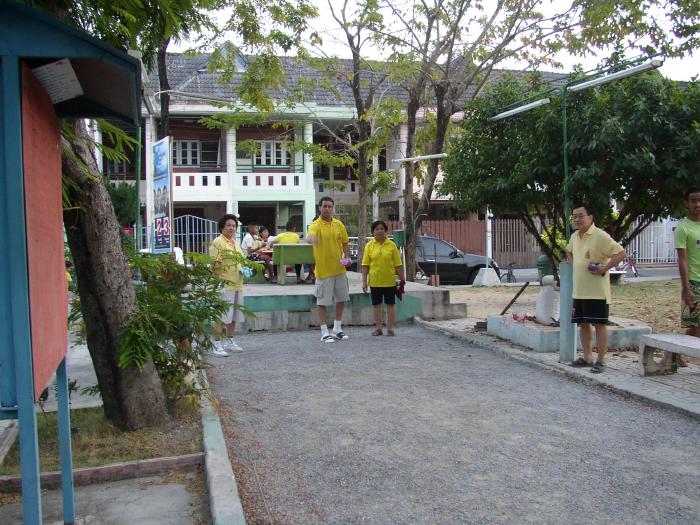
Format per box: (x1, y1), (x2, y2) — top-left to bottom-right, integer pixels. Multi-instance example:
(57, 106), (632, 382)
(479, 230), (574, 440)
(63, 120), (169, 431)
(402, 101), (419, 281)
(357, 149), (370, 261)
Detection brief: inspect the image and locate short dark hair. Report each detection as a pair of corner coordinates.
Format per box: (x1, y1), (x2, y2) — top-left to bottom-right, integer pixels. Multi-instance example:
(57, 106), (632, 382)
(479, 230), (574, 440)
(246, 224), (258, 232)
(217, 214), (239, 232)
(259, 227), (269, 235)
(572, 203), (593, 216)
(371, 220), (388, 232)
(285, 219), (298, 231)
(686, 187), (700, 200)
(318, 196), (334, 207)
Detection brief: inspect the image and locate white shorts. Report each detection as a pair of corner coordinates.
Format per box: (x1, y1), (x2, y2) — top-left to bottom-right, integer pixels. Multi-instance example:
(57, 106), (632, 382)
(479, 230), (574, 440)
(315, 274), (350, 307)
(221, 289), (246, 324)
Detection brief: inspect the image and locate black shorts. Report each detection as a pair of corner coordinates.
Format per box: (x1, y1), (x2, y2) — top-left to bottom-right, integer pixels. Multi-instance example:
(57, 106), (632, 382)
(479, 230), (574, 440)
(571, 298), (609, 324)
(370, 286), (397, 306)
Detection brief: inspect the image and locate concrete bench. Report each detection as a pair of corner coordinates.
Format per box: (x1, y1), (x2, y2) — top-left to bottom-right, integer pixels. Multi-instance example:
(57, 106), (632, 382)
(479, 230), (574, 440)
(639, 333), (700, 376)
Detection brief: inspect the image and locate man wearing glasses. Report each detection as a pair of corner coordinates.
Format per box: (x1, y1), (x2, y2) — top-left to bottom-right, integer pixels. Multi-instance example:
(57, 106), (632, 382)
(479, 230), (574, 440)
(567, 204), (626, 373)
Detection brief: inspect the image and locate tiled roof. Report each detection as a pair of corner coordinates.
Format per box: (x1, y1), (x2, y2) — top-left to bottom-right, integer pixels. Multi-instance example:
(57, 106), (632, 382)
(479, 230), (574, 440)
(147, 53), (568, 110)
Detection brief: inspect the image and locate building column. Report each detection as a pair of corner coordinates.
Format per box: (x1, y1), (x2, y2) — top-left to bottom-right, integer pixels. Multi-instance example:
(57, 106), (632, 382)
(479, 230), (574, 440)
(226, 127), (236, 215)
(144, 116), (156, 250)
(304, 121), (315, 229)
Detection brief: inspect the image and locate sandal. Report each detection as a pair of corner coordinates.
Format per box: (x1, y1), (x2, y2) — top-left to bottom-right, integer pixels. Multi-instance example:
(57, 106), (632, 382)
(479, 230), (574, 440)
(590, 361), (604, 373)
(386, 330), (395, 336)
(571, 357), (593, 367)
(372, 329), (383, 336)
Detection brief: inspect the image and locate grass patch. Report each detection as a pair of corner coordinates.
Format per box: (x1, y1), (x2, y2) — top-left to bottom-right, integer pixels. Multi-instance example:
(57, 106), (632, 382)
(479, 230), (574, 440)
(0, 405), (201, 476)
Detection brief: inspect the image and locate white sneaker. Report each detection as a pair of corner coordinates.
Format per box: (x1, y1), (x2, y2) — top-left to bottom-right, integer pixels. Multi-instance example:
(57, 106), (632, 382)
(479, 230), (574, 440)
(333, 331), (349, 340)
(211, 341), (229, 357)
(223, 339), (243, 352)
(321, 334), (337, 343)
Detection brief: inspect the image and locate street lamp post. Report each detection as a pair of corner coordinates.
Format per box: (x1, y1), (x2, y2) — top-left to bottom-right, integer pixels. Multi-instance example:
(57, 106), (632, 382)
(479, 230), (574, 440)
(489, 57), (663, 362)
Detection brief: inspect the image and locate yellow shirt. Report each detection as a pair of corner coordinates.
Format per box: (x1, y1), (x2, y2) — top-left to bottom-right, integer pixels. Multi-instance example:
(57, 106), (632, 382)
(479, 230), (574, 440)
(209, 234), (245, 291)
(275, 231), (300, 244)
(307, 217), (349, 280)
(675, 217), (700, 281)
(567, 224), (623, 303)
(361, 238), (402, 287)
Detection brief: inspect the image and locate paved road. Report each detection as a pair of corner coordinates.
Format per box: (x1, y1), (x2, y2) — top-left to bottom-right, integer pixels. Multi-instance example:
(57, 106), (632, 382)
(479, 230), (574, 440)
(208, 325), (699, 524)
(507, 265), (678, 284)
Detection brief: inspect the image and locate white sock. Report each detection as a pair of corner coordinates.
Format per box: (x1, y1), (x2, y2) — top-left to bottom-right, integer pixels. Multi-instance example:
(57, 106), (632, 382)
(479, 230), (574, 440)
(321, 325), (329, 337)
(333, 320), (342, 333)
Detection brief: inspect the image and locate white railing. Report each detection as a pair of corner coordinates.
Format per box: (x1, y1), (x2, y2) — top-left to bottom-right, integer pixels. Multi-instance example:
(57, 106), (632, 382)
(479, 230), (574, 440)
(627, 217), (679, 264)
(172, 215), (219, 255)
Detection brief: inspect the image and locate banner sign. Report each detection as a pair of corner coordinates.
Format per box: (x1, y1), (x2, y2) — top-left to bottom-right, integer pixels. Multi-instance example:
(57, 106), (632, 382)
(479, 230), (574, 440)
(151, 136), (173, 253)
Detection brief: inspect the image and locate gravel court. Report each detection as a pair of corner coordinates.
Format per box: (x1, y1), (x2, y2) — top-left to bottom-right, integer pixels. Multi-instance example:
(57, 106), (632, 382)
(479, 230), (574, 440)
(207, 325), (699, 524)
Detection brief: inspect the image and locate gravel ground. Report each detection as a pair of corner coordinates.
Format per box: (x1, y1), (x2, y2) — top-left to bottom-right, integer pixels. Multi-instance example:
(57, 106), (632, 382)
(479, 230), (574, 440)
(208, 325), (699, 525)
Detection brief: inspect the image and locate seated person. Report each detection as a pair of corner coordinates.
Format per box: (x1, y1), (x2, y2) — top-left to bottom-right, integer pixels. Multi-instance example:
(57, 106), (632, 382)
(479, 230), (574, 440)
(241, 224), (275, 282)
(270, 221), (306, 284)
(259, 227), (275, 248)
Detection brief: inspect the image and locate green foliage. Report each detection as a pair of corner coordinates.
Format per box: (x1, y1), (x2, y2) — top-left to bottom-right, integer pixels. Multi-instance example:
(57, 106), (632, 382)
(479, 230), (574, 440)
(120, 250), (257, 403)
(442, 72), (700, 261)
(105, 181), (138, 226)
(334, 204), (374, 237)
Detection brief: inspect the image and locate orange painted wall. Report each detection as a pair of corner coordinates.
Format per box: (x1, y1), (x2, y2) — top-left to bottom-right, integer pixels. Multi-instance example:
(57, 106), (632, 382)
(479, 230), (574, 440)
(21, 64), (67, 400)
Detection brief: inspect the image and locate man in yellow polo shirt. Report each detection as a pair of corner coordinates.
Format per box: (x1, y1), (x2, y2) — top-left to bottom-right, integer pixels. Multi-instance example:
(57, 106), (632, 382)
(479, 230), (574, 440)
(567, 203), (626, 373)
(307, 196), (351, 343)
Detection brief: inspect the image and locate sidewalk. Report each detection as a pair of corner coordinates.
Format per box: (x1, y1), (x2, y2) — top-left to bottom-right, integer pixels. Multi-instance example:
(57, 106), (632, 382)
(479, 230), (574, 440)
(0, 344), (217, 525)
(418, 317), (700, 419)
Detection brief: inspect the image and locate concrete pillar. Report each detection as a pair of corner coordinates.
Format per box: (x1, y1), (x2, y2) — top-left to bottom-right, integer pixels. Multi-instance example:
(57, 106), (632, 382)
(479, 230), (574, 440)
(226, 127), (236, 214)
(144, 116), (156, 251)
(559, 261), (576, 363)
(304, 121), (315, 229)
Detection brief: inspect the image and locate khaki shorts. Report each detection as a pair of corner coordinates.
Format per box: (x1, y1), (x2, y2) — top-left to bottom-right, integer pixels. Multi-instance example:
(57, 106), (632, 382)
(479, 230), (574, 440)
(221, 289), (246, 324)
(315, 274), (350, 306)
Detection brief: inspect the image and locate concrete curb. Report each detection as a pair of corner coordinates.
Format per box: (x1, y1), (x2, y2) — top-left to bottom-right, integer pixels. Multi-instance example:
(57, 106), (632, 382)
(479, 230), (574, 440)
(198, 371), (247, 525)
(0, 453), (203, 493)
(416, 318), (700, 421)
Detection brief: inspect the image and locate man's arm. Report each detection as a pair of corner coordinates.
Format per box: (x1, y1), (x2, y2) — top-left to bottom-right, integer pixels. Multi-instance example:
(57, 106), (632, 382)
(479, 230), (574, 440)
(342, 242), (350, 260)
(678, 248), (696, 306)
(599, 249), (626, 274)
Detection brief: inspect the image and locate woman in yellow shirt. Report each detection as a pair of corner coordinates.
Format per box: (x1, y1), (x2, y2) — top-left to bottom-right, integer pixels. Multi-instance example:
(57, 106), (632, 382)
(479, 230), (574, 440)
(361, 220), (406, 336)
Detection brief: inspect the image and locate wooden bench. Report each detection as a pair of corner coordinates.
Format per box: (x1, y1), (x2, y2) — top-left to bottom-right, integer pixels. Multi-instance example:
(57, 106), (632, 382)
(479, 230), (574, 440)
(639, 333), (700, 376)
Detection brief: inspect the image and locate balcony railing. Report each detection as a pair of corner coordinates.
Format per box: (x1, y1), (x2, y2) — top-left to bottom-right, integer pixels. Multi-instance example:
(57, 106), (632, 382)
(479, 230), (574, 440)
(173, 161), (227, 173)
(235, 162), (305, 173)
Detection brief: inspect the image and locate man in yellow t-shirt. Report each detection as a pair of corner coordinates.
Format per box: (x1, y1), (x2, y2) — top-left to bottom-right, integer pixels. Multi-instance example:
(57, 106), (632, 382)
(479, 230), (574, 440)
(675, 187), (700, 354)
(566, 204), (626, 373)
(307, 197), (351, 343)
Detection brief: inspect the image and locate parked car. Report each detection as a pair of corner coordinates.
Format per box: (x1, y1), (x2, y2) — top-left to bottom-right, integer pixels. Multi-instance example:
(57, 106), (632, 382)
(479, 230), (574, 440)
(350, 235), (499, 285)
